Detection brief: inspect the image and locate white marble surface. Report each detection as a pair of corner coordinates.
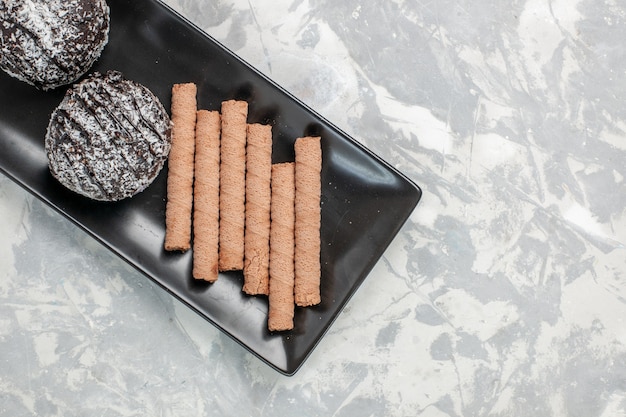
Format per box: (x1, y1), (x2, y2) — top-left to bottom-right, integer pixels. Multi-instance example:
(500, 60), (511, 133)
(2, 0), (626, 415)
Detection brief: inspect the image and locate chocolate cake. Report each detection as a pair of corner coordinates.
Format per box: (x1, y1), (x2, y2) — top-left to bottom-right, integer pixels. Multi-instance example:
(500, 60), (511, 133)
(0, 0), (110, 90)
(45, 70), (172, 201)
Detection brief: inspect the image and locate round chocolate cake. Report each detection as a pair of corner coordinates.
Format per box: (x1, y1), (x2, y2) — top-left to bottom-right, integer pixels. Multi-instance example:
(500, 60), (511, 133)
(45, 71), (172, 201)
(0, 0), (110, 90)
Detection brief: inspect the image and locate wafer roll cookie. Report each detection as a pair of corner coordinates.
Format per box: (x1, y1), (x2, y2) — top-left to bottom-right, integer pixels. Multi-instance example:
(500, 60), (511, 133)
(243, 123), (272, 295)
(294, 136), (322, 306)
(193, 110), (221, 282)
(268, 162), (296, 332)
(218, 100), (248, 271)
(164, 83), (197, 252)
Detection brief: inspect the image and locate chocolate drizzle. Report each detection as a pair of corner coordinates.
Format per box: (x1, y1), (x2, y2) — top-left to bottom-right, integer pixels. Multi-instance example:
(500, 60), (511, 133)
(0, 0), (110, 90)
(45, 71), (172, 201)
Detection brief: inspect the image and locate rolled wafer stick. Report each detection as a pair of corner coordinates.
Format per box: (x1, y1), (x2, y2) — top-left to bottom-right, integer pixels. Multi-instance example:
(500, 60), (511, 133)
(218, 100), (248, 271)
(268, 162), (296, 332)
(193, 110), (221, 282)
(243, 123), (273, 295)
(164, 83), (197, 252)
(294, 136), (322, 306)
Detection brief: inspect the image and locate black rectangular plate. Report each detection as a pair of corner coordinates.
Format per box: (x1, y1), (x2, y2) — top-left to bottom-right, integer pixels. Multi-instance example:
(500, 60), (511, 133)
(0, 0), (422, 375)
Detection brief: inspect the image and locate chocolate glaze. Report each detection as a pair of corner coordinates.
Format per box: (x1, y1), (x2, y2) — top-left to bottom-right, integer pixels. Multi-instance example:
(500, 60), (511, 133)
(0, 0), (109, 90)
(45, 71), (172, 201)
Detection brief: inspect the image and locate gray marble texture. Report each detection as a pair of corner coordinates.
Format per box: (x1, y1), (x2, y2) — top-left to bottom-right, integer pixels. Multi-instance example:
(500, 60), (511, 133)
(1, 0), (626, 415)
